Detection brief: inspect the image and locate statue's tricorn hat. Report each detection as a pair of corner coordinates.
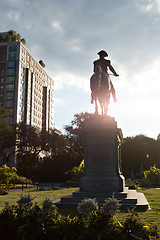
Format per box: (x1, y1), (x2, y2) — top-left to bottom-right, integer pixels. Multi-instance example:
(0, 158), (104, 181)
(97, 50), (108, 57)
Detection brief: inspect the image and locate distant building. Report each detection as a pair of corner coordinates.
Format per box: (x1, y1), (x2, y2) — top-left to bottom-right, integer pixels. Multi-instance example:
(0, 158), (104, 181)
(0, 31), (54, 166)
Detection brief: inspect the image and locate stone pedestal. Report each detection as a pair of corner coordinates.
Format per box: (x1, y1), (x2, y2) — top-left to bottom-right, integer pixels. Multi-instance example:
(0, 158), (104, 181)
(80, 116), (125, 192)
(55, 115), (149, 211)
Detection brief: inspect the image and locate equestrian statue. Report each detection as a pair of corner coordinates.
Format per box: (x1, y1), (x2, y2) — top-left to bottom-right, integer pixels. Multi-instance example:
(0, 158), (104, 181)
(90, 50), (119, 115)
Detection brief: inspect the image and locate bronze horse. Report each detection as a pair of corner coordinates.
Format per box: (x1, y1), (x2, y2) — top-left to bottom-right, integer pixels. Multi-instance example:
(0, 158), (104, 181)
(90, 65), (115, 115)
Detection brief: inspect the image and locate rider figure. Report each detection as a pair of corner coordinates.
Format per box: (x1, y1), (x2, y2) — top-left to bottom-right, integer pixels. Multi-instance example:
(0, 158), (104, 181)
(93, 50), (119, 102)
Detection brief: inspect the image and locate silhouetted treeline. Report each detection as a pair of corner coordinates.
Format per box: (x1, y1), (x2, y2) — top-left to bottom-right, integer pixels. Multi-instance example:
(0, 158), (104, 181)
(1, 108), (160, 181)
(121, 134), (160, 178)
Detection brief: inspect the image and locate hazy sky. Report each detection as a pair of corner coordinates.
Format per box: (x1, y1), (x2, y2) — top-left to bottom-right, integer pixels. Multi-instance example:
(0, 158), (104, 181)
(1, 0), (160, 138)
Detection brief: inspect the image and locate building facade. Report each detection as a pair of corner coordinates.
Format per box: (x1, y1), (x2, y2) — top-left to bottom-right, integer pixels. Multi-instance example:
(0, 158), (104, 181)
(0, 31), (54, 166)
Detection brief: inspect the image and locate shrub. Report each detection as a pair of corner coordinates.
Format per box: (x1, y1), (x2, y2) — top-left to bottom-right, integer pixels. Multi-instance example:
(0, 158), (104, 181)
(126, 178), (138, 189)
(67, 160), (84, 182)
(0, 184), (8, 195)
(10, 175), (32, 184)
(122, 211), (159, 240)
(17, 194), (34, 209)
(77, 198), (98, 217)
(42, 198), (57, 216)
(143, 165), (160, 187)
(103, 194), (121, 216)
(85, 208), (119, 239)
(0, 165), (18, 184)
(0, 201), (159, 240)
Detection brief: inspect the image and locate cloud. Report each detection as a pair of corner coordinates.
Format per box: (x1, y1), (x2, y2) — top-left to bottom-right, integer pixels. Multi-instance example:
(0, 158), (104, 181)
(1, 0), (160, 137)
(52, 21), (63, 34)
(54, 97), (65, 106)
(53, 71), (90, 92)
(6, 10), (20, 21)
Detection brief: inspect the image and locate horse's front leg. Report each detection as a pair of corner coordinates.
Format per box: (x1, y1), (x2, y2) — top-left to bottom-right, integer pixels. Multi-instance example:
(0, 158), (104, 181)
(104, 102), (108, 115)
(101, 103), (104, 115)
(95, 100), (98, 115)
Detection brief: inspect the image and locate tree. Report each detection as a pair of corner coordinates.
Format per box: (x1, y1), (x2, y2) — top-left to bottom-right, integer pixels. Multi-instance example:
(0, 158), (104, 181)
(0, 107), (15, 156)
(64, 112), (94, 163)
(0, 165), (18, 184)
(39, 60), (45, 68)
(16, 123), (42, 177)
(16, 33), (21, 41)
(8, 30), (17, 35)
(15, 123), (74, 181)
(21, 38), (26, 45)
(121, 134), (159, 178)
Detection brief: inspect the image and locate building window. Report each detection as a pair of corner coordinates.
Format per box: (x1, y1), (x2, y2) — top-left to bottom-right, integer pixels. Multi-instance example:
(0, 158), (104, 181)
(1, 70), (4, 75)
(1, 78), (4, 83)
(9, 45), (17, 52)
(6, 84), (14, 90)
(0, 93), (3, 97)
(6, 92), (14, 99)
(7, 76), (14, 83)
(5, 116), (13, 122)
(2, 46), (6, 52)
(27, 55), (30, 62)
(1, 62), (5, 67)
(0, 86), (4, 89)
(8, 54), (16, 60)
(2, 55), (6, 60)
(27, 62), (30, 68)
(7, 68), (15, 75)
(7, 61), (15, 67)
(5, 100), (13, 108)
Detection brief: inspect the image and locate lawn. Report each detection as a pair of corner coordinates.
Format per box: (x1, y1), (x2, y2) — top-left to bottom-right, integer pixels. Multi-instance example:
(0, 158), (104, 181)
(0, 187), (78, 211)
(116, 188), (160, 234)
(0, 187), (160, 234)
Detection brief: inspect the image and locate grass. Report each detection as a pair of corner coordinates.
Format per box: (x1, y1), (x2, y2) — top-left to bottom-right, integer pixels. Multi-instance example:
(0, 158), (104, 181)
(0, 187), (160, 233)
(0, 187), (78, 212)
(116, 188), (160, 234)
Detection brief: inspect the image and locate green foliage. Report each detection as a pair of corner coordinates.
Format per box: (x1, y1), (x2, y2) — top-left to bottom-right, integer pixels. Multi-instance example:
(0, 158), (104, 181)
(9, 175), (32, 184)
(103, 194), (121, 216)
(39, 60), (45, 68)
(0, 165), (18, 184)
(17, 194), (34, 206)
(122, 211), (159, 240)
(126, 179), (139, 189)
(121, 134), (160, 178)
(42, 198), (58, 216)
(16, 123), (82, 182)
(20, 38), (26, 45)
(7, 30), (26, 44)
(0, 185), (8, 195)
(77, 198), (99, 217)
(8, 29), (17, 35)
(0, 194), (159, 240)
(143, 165), (160, 187)
(68, 159), (84, 182)
(0, 107), (15, 156)
(65, 112), (94, 162)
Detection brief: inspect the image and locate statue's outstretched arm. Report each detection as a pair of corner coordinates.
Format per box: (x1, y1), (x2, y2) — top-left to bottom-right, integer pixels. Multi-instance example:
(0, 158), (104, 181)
(109, 64), (119, 76)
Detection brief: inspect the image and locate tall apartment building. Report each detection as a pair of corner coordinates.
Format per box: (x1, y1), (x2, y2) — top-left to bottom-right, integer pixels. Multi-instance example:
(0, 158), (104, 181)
(0, 31), (54, 166)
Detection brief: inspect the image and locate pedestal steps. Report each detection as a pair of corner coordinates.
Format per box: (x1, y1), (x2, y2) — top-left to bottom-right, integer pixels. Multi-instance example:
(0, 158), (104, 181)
(55, 188), (149, 211)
